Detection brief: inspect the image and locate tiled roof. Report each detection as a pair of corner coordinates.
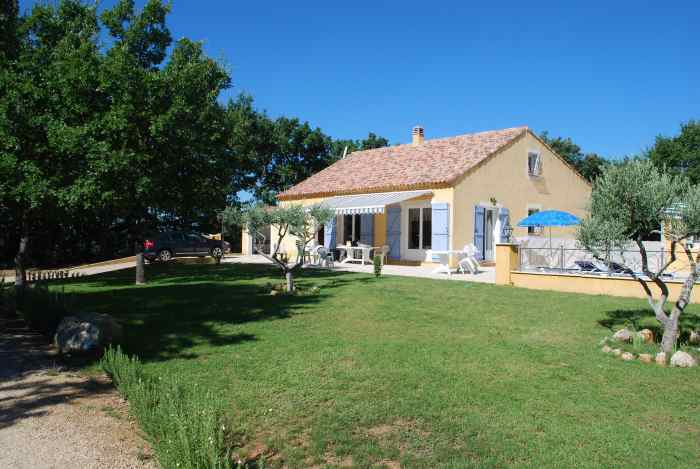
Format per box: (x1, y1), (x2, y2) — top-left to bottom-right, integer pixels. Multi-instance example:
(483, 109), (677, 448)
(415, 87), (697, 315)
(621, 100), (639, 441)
(278, 126), (528, 200)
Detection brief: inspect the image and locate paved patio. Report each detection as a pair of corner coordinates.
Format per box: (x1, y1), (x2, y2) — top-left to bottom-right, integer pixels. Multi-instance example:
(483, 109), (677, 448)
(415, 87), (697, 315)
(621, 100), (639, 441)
(224, 255), (495, 283)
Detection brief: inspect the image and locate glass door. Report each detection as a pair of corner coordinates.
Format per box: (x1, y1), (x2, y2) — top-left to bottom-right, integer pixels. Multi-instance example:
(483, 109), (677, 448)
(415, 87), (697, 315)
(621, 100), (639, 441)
(484, 208), (496, 260)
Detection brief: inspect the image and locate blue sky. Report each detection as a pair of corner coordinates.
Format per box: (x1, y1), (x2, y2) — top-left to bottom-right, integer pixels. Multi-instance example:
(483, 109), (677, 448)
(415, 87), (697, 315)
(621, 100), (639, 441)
(20, 1), (699, 158)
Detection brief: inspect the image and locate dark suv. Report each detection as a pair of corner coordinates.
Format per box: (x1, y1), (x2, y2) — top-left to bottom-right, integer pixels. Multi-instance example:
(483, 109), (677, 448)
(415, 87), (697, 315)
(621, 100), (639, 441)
(143, 232), (226, 262)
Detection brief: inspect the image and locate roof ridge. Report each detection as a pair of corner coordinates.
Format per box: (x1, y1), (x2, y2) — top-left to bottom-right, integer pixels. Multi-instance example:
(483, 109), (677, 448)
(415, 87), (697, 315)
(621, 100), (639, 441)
(345, 125), (528, 157)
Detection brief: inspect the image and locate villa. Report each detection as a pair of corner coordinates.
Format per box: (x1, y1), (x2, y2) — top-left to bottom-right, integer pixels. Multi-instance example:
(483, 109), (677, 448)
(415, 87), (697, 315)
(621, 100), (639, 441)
(274, 125), (591, 264)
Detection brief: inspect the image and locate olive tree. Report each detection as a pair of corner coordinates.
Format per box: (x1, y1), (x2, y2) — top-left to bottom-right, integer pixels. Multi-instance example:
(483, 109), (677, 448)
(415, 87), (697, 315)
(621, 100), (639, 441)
(223, 204), (333, 292)
(577, 160), (700, 356)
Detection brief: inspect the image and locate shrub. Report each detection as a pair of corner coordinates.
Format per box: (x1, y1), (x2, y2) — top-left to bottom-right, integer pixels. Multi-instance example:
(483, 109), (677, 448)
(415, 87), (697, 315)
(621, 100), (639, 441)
(16, 282), (73, 337)
(373, 255), (382, 278)
(100, 346), (232, 469)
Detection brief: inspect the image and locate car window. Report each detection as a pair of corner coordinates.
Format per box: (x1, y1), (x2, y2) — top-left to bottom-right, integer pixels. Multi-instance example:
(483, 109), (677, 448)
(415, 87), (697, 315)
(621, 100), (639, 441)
(187, 234), (204, 242)
(169, 233), (185, 243)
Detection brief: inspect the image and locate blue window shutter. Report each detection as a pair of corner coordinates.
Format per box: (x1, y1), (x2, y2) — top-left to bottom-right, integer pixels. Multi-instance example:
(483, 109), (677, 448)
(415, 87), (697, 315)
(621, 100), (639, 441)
(359, 213), (374, 245)
(498, 208), (510, 242)
(386, 207), (401, 260)
(324, 216), (336, 248)
(431, 203), (449, 261)
(474, 206), (485, 260)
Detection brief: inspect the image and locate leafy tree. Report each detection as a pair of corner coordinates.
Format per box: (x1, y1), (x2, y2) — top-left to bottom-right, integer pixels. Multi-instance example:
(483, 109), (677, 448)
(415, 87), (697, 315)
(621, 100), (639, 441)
(539, 131), (606, 182)
(648, 120), (700, 184)
(577, 160), (700, 357)
(332, 132), (389, 156)
(223, 204), (333, 291)
(0, 0), (103, 286)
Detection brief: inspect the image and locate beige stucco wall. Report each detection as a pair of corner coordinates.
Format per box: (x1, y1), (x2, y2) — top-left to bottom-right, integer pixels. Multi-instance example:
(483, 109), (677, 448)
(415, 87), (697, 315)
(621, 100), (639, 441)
(451, 132), (591, 252)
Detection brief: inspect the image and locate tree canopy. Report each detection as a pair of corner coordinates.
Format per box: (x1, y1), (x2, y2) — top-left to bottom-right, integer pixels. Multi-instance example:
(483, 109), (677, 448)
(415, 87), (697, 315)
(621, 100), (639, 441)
(0, 0), (387, 277)
(648, 120), (700, 184)
(539, 131), (607, 182)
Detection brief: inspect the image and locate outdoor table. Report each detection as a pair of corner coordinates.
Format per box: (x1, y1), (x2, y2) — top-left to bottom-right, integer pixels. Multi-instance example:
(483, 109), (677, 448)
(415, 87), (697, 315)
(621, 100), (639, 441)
(336, 245), (376, 265)
(429, 250), (468, 276)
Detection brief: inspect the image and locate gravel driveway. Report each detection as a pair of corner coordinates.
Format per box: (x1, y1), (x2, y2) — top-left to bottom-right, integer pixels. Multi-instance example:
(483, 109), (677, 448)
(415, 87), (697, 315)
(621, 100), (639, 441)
(0, 314), (155, 469)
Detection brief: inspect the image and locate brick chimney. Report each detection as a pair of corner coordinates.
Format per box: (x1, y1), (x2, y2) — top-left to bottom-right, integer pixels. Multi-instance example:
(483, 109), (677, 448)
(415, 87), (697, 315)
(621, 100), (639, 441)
(412, 126), (424, 145)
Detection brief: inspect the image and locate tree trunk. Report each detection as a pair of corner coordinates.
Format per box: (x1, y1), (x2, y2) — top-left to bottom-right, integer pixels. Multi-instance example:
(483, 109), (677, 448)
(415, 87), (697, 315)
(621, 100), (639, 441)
(14, 232), (28, 290)
(660, 318), (679, 355)
(285, 270), (294, 292)
(135, 240), (145, 285)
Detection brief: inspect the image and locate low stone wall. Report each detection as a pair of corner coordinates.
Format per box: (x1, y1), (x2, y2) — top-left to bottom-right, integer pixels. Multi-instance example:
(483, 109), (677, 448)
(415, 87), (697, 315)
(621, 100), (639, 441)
(495, 243), (700, 304)
(509, 270), (700, 304)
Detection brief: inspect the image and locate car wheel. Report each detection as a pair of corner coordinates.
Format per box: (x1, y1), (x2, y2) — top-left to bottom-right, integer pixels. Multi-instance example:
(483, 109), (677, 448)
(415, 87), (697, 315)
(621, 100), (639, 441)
(211, 247), (223, 258)
(158, 249), (173, 262)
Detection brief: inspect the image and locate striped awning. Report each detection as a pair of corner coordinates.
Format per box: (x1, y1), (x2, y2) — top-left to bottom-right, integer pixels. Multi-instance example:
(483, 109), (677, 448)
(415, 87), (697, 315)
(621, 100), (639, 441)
(321, 190), (432, 215)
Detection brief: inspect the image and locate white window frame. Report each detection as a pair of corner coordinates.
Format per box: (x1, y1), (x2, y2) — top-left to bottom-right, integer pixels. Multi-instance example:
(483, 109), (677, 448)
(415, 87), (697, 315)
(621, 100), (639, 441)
(527, 151), (542, 177)
(341, 214), (361, 244)
(402, 201), (432, 261)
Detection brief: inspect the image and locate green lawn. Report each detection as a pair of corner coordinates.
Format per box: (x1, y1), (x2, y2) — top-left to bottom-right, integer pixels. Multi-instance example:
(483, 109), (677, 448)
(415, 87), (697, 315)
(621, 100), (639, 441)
(69, 263), (700, 467)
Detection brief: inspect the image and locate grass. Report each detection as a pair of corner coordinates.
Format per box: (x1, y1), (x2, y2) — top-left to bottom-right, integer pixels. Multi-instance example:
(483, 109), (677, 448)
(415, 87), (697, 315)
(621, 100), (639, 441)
(62, 262), (700, 467)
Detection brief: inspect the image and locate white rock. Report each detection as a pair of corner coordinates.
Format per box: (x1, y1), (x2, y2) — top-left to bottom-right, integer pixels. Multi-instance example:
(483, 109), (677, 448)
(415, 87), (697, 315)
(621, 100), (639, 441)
(670, 351), (698, 368)
(54, 313), (123, 355)
(655, 352), (667, 366)
(613, 328), (633, 342)
(601, 345), (613, 353)
(621, 352), (635, 361)
(689, 331), (700, 345)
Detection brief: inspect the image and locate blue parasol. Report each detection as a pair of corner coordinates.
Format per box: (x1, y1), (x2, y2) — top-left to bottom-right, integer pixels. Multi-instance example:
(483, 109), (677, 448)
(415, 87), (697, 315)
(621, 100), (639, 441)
(517, 210), (580, 227)
(517, 210), (581, 263)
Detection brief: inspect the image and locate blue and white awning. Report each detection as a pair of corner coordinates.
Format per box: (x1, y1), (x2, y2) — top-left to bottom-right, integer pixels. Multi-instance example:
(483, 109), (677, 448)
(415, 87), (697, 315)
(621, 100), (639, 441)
(321, 190), (432, 215)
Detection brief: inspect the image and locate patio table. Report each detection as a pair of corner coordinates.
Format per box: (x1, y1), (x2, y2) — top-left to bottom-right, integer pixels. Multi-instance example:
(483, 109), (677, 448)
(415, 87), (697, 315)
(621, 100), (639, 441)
(336, 245), (376, 265)
(429, 250), (468, 276)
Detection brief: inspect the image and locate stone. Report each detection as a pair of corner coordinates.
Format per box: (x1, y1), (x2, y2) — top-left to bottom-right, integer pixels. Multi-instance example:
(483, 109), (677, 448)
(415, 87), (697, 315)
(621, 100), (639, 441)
(655, 352), (667, 366)
(638, 353), (653, 364)
(612, 348), (622, 357)
(613, 328), (633, 343)
(637, 329), (654, 344)
(54, 313), (123, 355)
(670, 351), (698, 368)
(601, 345), (613, 353)
(270, 290), (279, 296)
(689, 330), (700, 345)
(621, 352), (635, 361)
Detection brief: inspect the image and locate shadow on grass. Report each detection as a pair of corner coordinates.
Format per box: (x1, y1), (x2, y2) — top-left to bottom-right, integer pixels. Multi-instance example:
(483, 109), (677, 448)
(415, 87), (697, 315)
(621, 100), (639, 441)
(64, 263), (373, 364)
(599, 307), (700, 341)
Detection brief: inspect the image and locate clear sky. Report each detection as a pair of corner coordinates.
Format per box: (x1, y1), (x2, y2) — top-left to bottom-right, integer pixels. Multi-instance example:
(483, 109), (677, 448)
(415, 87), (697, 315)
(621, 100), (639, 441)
(19, 0), (700, 159)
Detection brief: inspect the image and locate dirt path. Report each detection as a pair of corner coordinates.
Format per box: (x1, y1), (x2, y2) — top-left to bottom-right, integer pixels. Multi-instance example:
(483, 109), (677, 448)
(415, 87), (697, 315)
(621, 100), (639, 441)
(0, 314), (155, 469)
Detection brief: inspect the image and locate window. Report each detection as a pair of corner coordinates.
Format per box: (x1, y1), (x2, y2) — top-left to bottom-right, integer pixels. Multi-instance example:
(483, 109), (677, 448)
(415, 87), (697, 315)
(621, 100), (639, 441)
(528, 151), (542, 176)
(342, 214), (362, 243)
(408, 207), (432, 250)
(527, 208), (540, 235)
(316, 224), (325, 245)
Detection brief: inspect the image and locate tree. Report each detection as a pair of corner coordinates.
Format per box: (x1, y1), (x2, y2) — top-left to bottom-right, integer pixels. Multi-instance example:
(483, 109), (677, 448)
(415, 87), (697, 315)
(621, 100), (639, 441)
(648, 120), (700, 184)
(223, 204), (333, 292)
(539, 131), (606, 182)
(93, 0), (233, 284)
(0, 1), (104, 287)
(577, 160), (700, 357)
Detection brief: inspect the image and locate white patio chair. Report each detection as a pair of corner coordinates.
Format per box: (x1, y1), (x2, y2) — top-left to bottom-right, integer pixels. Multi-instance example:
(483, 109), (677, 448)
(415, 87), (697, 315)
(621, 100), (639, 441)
(315, 246), (334, 268)
(458, 244), (480, 274)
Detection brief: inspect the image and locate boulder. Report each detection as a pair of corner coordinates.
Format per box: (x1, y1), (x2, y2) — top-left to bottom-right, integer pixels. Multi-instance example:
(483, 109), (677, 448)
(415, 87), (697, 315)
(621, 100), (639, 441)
(621, 352), (635, 361)
(613, 328), (633, 343)
(670, 351), (698, 368)
(655, 352), (667, 366)
(638, 353), (653, 364)
(689, 331), (700, 345)
(637, 329), (654, 344)
(54, 313), (123, 355)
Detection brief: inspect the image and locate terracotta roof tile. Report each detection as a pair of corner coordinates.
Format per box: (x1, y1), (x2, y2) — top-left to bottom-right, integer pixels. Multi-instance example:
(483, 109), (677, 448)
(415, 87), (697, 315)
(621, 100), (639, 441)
(278, 126), (528, 200)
